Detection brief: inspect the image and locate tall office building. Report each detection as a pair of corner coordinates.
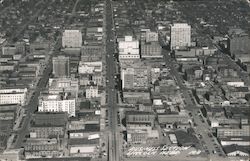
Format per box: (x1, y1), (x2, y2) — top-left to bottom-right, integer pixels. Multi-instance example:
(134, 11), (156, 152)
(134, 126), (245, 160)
(170, 23), (191, 50)
(62, 30), (82, 48)
(52, 55), (70, 78)
(38, 93), (76, 117)
(141, 31), (162, 58)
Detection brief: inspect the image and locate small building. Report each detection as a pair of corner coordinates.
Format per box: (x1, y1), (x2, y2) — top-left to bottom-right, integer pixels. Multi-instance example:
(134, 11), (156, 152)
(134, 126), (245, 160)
(158, 113), (189, 128)
(223, 144), (249, 157)
(68, 138), (99, 157)
(220, 136), (250, 147)
(126, 111), (155, 126)
(123, 89), (151, 104)
(85, 84), (99, 99)
(0, 149), (24, 161)
(127, 129), (148, 144)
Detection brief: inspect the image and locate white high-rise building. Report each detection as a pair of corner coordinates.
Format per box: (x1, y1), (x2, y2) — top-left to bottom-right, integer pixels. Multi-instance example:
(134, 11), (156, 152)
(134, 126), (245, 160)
(118, 36), (140, 61)
(170, 23), (191, 50)
(0, 88), (28, 105)
(38, 93), (76, 117)
(62, 30), (82, 48)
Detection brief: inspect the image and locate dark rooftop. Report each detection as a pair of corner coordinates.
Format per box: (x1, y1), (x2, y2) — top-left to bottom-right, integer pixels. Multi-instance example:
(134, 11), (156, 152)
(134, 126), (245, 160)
(27, 157), (91, 161)
(174, 130), (199, 147)
(31, 112), (68, 127)
(223, 144), (249, 154)
(68, 138), (99, 145)
(126, 111), (154, 115)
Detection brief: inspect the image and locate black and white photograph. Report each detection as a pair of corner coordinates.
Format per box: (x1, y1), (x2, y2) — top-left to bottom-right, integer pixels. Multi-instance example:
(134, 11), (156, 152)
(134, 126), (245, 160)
(0, 0), (249, 161)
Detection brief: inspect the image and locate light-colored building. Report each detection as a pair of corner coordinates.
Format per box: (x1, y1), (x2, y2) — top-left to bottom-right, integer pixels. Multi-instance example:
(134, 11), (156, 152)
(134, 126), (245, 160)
(145, 31), (159, 42)
(86, 84), (99, 99)
(118, 36), (140, 61)
(217, 125), (250, 138)
(68, 138), (98, 157)
(121, 64), (150, 89)
(0, 88), (27, 105)
(0, 64), (15, 71)
(38, 93), (76, 117)
(48, 78), (79, 98)
(121, 68), (134, 89)
(0, 149), (24, 161)
(127, 128), (159, 144)
(92, 72), (103, 86)
(2, 46), (16, 55)
(52, 55), (70, 78)
(220, 136), (250, 147)
(24, 138), (62, 159)
(170, 23), (191, 50)
(78, 61), (102, 74)
(123, 90), (151, 104)
(62, 30), (82, 48)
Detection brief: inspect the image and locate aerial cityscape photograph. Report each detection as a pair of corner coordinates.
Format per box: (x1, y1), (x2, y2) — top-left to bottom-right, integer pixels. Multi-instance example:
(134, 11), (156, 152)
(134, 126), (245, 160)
(0, 0), (249, 161)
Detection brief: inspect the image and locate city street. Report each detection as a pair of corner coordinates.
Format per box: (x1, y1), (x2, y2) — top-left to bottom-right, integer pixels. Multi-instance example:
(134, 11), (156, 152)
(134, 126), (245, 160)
(11, 0), (79, 149)
(0, 0), (248, 160)
(13, 52), (52, 148)
(105, 0), (120, 161)
(162, 49), (225, 158)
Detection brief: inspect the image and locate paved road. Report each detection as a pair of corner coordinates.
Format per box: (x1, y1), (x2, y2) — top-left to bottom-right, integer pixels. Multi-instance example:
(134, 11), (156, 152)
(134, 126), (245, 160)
(162, 47), (224, 158)
(13, 53), (52, 148)
(105, 0), (120, 161)
(13, 0), (78, 148)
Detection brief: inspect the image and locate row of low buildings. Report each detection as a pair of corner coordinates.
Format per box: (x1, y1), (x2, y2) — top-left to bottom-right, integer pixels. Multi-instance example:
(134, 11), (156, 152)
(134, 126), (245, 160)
(119, 62), (198, 146)
(23, 112), (101, 159)
(200, 104), (250, 157)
